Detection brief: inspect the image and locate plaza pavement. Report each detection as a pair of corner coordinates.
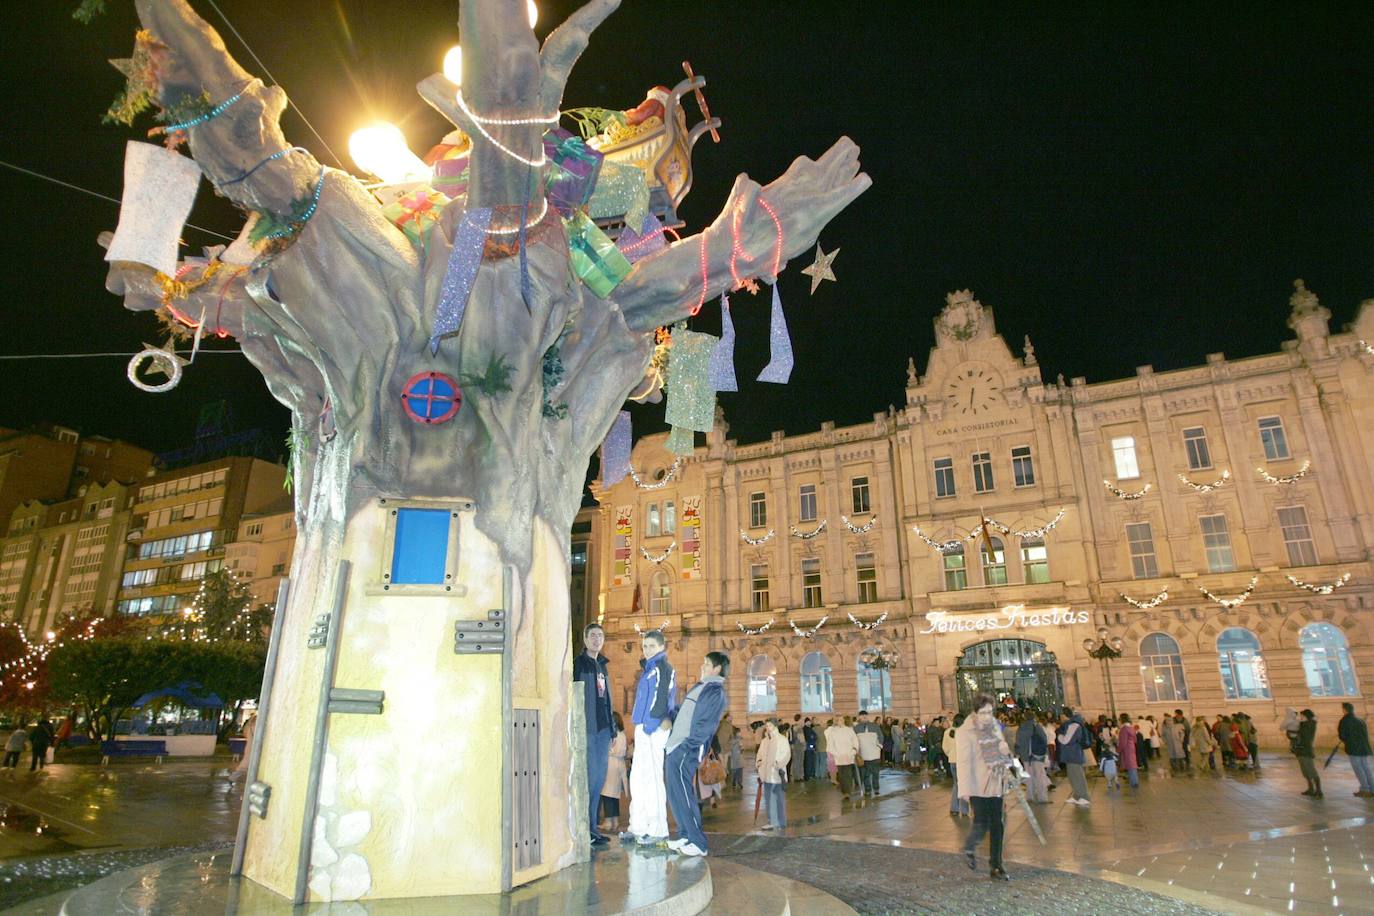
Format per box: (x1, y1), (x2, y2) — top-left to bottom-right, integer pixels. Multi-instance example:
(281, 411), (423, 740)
(0, 753), (1371, 912)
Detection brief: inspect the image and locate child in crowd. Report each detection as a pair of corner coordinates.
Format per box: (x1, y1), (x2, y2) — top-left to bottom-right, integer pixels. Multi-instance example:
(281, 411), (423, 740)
(1100, 742), (1121, 790)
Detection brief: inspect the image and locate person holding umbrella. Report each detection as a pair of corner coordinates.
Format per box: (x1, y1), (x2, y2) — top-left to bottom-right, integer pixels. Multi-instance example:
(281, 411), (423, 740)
(959, 694), (1014, 881)
(1335, 702), (1374, 797)
(1295, 709), (1322, 798)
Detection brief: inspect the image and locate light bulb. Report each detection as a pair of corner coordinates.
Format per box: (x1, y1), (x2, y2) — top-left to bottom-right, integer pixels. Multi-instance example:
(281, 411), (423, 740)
(443, 46), (462, 86)
(348, 122), (430, 184)
(527, 0), (538, 28)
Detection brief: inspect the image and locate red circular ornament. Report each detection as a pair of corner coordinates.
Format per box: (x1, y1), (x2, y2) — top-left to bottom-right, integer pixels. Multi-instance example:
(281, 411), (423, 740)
(401, 372), (462, 425)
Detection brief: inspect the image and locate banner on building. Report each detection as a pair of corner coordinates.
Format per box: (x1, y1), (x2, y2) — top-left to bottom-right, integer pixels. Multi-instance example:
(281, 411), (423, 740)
(680, 496), (702, 580)
(612, 505), (634, 587)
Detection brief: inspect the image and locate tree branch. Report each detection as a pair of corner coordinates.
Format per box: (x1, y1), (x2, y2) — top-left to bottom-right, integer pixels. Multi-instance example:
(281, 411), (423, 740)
(538, 0), (622, 111)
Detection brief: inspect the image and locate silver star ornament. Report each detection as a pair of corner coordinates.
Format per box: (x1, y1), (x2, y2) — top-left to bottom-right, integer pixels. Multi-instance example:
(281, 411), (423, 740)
(801, 244), (839, 294)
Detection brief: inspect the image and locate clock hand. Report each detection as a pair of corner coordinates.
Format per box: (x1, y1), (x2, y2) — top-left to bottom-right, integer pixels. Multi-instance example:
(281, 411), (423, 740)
(969, 388), (975, 409)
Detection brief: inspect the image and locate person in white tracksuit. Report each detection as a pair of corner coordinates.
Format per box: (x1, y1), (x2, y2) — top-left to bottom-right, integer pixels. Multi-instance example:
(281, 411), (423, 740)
(622, 630), (677, 844)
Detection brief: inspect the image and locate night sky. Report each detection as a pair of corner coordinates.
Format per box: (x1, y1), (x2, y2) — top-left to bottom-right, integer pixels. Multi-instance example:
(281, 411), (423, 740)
(2, 1), (1372, 457)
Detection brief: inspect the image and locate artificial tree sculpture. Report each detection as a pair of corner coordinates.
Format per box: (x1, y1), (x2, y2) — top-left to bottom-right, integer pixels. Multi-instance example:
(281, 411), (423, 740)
(101, 0), (868, 902)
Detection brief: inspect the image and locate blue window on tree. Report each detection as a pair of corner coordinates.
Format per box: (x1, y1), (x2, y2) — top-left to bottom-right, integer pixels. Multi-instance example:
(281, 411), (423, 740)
(390, 508), (451, 584)
(401, 372), (462, 425)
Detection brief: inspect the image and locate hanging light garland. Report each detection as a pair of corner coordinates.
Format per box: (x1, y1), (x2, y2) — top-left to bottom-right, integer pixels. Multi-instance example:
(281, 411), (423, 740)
(1198, 575), (1258, 610)
(985, 509), (1067, 540)
(911, 525), (977, 553)
(1358, 339), (1374, 357)
(737, 618), (775, 635)
(1179, 470), (1230, 492)
(639, 542), (677, 564)
(1121, 588), (1169, 610)
(1287, 572), (1351, 595)
(790, 616), (828, 638)
(790, 520), (827, 539)
(848, 611), (888, 631)
(0, 617), (105, 684)
(840, 515), (877, 534)
(740, 529), (776, 546)
(1257, 460), (1311, 485)
(627, 457), (682, 491)
(913, 510), (1067, 552)
(632, 619), (671, 635)
(1104, 480), (1151, 500)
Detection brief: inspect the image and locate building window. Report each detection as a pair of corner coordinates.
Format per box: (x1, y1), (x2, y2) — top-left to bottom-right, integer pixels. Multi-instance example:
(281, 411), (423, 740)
(980, 536), (1007, 586)
(1009, 445), (1035, 487)
(933, 458), (956, 498)
(855, 553), (877, 603)
(799, 484), (818, 523)
(971, 452), (994, 493)
(663, 500), (676, 533)
(1139, 633), (1189, 703)
(1126, 522), (1158, 578)
(1258, 416), (1290, 461)
(646, 503), (661, 537)
(856, 655), (893, 714)
(851, 477), (871, 515)
(390, 508), (451, 585)
(943, 544), (967, 591)
(748, 654), (778, 713)
(1112, 436), (1140, 480)
(1217, 627), (1271, 700)
(749, 492), (767, 529)
(1300, 623), (1358, 698)
(751, 565), (770, 612)
(649, 570), (671, 615)
(800, 651), (833, 713)
(1277, 506), (1318, 567)
(1020, 536), (1049, 583)
(245, 523), (263, 537)
(801, 557), (823, 608)
(1183, 426), (1212, 470)
(1199, 514), (1236, 573)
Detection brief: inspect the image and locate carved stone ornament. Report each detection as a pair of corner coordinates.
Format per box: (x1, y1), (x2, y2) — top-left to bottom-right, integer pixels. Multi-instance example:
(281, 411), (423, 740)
(937, 289), (984, 341)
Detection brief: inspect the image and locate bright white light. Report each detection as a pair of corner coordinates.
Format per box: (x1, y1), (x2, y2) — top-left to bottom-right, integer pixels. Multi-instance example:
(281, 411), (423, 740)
(348, 123), (430, 184)
(44, 630), (55, 641)
(443, 46), (463, 86)
(528, 0), (538, 28)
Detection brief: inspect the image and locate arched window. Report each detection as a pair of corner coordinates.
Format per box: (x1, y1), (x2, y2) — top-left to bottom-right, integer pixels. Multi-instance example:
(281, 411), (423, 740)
(800, 651), (833, 713)
(1139, 633), (1188, 703)
(943, 544), (967, 591)
(856, 654), (893, 714)
(748, 654), (778, 713)
(1217, 627), (1270, 700)
(1020, 536), (1049, 584)
(1300, 622), (1358, 697)
(649, 570), (671, 615)
(981, 536), (1007, 586)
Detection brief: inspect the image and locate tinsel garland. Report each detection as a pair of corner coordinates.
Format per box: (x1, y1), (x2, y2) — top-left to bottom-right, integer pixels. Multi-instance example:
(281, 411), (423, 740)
(1257, 460), (1311, 485)
(737, 618), (775, 635)
(1178, 470), (1230, 492)
(640, 542), (677, 564)
(913, 510), (1066, 552)
(790, 616), (828, 638)
(848, 611), (888, 631)
(911, 525), (978, 553)
(790, 520), (827, 539)
(986, 509), (1067, 540)
(1287, 572), (1351, 595)
(740, 529), (776, 546)
(628, 457), (682, 491)
(841, 515), (877, 534)
(1121, 588), (1169, 609)
(1198, 575), (1258, 610)
(1103, 480), (1151, 500)
(1358, 339), (1374, 357)
(632, 619), (671, 635)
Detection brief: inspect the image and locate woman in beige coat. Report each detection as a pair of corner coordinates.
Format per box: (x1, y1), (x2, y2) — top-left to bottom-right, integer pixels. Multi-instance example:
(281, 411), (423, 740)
(756, 719), (792, 829)
(1189, 715), (1216, 773)
(957, 694), (1013, 881)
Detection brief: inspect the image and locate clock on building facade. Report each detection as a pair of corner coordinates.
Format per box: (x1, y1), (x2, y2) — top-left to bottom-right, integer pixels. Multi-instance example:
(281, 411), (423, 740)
(944, 362), (1004, 416)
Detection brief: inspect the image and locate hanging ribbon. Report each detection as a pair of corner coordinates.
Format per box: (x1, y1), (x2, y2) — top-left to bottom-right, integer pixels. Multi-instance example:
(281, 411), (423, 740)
(431, 207), (494, 354)
(756, 283), (793, 383)
(518, 167), (536, 313)
(600, 410), (632, 486)
(666, 426), (696, 455)
(709, 293), (738, 392)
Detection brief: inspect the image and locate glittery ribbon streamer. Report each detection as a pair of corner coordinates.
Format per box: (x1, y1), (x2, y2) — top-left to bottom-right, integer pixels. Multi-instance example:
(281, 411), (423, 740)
(756, 283), (794, 384)
(666, 425), (696, 455)
(709, 294), (738, 392)
(519, 167), (534, 314)
(600, 410), (632, 486)
(430, 206), (493, 354)
(665, 329), (718, 433)
(617, 213), (668, 265)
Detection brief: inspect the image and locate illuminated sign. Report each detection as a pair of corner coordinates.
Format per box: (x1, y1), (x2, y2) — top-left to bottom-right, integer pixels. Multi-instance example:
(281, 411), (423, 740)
(919, 605), (1090, 635)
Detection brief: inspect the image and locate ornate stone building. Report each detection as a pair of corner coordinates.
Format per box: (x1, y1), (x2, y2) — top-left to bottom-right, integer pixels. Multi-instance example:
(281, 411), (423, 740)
(588, 284), (1374, 743)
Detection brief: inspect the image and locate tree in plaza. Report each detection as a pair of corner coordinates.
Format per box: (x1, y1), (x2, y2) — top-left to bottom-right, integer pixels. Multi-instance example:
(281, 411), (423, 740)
(47, 636), (181, 741)
(95, 0), (867, 897)
(158, 568), (272, 644)
(0, 612), (132, 724)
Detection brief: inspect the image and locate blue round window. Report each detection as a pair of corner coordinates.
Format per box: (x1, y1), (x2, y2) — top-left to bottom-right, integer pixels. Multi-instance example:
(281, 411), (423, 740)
(401, 372), (462, 425)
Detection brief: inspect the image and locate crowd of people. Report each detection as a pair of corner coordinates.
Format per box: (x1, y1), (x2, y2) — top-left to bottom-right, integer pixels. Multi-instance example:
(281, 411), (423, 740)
(2, 716), (71, 771)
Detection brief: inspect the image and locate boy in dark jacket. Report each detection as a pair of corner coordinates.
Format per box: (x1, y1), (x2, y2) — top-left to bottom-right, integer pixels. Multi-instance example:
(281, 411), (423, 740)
(623, 630), (677, 844)
(572, 623), (613, 845)
(664, 652), (730, 857)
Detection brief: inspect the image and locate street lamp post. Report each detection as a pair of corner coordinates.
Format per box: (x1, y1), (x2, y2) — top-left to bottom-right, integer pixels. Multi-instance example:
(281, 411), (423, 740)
(1083, 627), (1124, 719)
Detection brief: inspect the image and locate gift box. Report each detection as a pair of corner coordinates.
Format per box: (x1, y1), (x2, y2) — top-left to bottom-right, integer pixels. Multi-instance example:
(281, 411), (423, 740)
(588, 160), (650, 233)
(565, 211), (632, 298)
(381, 186), (451, 246)
(431, 156), (469, 200)
(543, 128), (603, 216)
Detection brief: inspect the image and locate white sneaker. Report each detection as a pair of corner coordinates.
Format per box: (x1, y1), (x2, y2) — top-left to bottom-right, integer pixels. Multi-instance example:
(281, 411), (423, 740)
(679, 842), (707, 857)
(666, 838), (689, 851)
(1077, 798), (1092, 806)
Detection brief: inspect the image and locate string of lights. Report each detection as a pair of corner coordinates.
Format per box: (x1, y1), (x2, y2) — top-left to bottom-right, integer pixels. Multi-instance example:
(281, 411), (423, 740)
(790, 616), (828, 638)
(848, 611), (888, 631)
(1198, 575), (1258, 610)
(1257, 460), (1311, 485)
(840, 515), (877, 534)
(737, 618), (775, 635)
(740, 529), (776, 546)
(639, 542), (677, 564)
(627, 457), (682, 490)
(1178, 470), (1230, 492)
(1287, 572), (1351, 595)
(1121, 588), (1169, 609)
(790, 520), (827, 539)
(1103, 480), (1151, 500)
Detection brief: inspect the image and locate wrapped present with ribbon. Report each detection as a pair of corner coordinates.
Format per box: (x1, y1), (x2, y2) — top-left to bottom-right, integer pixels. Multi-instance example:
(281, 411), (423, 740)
(382, 186), (451, 246)
(543, 128), (603, 216)
(431, 156), (469, 201)
(565, 211), (632, 298)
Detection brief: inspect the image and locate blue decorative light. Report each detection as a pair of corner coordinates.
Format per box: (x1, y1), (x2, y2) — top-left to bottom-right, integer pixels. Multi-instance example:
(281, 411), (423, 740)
(164, 89), (246, 133)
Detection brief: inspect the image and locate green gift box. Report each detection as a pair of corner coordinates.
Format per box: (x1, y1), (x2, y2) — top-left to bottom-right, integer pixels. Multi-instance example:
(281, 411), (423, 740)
(565, 211), (632, 298)
(381, 186), (451, 246)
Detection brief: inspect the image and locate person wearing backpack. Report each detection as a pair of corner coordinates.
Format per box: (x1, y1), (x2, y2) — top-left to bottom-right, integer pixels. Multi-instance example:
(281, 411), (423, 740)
(1055, 709), (1092, 806)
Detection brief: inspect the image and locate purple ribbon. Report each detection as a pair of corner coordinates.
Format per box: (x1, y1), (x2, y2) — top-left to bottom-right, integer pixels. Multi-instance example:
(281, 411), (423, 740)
(600, 410), (632, 486)
(709, 294), (737, 392)
(756, 283), (794, 384)
(431, 207), (493, 354)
